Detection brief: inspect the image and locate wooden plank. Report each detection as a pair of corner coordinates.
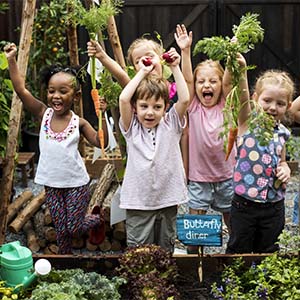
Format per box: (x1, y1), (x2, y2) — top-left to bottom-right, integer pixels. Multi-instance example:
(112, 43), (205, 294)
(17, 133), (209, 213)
(32, 252), (275, 277)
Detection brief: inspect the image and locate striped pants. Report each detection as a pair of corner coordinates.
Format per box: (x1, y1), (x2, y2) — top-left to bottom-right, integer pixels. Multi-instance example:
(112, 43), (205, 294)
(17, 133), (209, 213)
(45, 184), (100, 254)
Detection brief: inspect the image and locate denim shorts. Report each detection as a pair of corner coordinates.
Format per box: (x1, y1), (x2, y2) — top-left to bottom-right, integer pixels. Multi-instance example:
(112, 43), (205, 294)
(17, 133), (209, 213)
(188, 179), (233, 212)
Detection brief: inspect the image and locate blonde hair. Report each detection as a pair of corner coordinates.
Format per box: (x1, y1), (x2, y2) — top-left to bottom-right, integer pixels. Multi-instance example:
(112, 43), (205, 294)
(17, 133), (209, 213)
(127, 38), (164, 67)
(254, 70), (295, 104)
(193, 59), (224, 83)
(131, 76), (169, 108)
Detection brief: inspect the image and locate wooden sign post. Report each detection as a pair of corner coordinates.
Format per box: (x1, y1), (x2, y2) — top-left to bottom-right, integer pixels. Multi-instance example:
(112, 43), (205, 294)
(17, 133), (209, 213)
(177, 214), (222, 282)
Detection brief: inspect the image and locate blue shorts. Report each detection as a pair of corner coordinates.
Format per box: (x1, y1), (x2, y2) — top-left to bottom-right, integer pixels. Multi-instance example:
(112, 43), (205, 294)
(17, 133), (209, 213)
(188, 179), (233, 213)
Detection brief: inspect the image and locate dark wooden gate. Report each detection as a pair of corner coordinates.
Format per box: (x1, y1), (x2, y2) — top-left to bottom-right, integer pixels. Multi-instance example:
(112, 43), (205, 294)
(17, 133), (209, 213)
(111, 0), (300, 89)
(1, 0), (300, 113)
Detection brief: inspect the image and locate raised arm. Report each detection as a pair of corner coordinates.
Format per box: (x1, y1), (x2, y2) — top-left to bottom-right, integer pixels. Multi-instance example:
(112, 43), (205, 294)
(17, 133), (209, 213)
(87, 40), (130, 88)
(166, 47), (190, 120)
(289, 96), (300, 124)
(119, 59), (152, 131)
(4, 43), (46, 120)
(174, 24), (194, 104)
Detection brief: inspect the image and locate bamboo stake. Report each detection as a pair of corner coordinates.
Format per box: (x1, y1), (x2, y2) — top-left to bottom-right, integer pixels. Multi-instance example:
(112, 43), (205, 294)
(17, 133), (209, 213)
(66, 3), (85, 157)
(0, 0), (36, 244)
(106, 15), (126, 157)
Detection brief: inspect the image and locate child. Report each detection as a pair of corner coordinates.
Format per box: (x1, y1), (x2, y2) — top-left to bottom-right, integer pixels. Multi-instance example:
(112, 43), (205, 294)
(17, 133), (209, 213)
(175, 25), (235, 253)
(227, 68), (294, 254)
(87, 37), (189, 176)
(118, 47), (189, 252)
(4, 43), (107, 254)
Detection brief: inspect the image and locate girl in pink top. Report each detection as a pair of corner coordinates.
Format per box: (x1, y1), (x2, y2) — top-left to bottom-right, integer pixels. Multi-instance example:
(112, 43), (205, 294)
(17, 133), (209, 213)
(175, 24), (235, 253)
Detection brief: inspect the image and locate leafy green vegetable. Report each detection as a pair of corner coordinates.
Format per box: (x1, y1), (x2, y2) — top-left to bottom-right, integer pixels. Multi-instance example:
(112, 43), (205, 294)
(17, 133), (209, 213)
(28, 269), (126, 300)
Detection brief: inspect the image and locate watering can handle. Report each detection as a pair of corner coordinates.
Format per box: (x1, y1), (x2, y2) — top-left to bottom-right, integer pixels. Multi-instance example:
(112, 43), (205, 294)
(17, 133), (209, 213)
(11, 243), (28, 257)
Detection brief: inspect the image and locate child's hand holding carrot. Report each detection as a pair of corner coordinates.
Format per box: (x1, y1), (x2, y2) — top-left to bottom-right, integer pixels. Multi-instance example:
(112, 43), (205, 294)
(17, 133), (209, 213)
(276, 162), (291, 183)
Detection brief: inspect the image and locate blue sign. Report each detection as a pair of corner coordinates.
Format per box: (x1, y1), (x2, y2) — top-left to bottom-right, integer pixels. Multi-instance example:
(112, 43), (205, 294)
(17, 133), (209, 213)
(176, 214), (222, 246)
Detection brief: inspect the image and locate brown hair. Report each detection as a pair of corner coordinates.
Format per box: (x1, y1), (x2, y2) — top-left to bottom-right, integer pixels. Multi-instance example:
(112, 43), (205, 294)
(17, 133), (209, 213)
(131, 76), (169, 108)
(254, 70), (295, 104)
(127, 38), (164, 67)
(193, 59), (224, 84)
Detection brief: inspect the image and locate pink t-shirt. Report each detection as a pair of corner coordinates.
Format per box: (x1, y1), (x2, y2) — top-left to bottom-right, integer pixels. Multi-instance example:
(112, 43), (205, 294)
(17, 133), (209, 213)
(188, 96), (236, 182)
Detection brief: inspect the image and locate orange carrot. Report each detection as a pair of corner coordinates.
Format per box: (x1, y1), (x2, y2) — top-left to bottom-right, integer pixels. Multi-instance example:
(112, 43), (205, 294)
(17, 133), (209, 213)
(225, 127), (238, 161)
(91, 88), (100, 116)
(98, 128), (105, 154)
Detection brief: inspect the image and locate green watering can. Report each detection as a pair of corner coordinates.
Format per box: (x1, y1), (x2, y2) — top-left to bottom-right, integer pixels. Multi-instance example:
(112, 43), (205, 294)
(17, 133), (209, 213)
(0, 241), (51, 291)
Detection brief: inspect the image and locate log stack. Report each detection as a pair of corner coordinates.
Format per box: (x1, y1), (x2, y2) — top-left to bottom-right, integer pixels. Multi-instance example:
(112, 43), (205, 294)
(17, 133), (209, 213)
(7, 162), (126, 254)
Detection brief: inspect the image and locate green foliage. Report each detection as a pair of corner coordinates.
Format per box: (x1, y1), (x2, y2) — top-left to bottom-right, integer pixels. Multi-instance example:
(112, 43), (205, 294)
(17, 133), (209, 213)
(247, 100), (276, 146)
(65, 0), (123, 37)
(28, 0), (69, 95)
(24, 0), (70, 130)
(27, 268), (126, 300)
(0, 2), (9, 14)
(211, 230), (300, 300)
(0, 49), (13, 158)
(0, 279), (19, 299)
(117, 244), (180, 300)
(193, 13), (264, 149)
(98, 68), (122, 109)
(285, 134), (300, 161)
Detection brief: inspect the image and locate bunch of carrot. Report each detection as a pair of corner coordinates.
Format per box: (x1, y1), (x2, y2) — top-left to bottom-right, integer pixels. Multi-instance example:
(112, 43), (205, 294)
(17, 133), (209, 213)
(90, 51), (105, 156)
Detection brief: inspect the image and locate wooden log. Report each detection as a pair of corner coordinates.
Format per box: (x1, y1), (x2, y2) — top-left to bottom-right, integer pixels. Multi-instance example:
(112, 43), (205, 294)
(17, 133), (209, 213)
(33, 210), (45, 235)
(43, 243), (59, 255)
(86, 239), (98, 251)
(33, 209), (47, 248)
(44, 226), (56, 243)
(0, 0), (37, 244)
(103, 207), (110, 223)
(23, 220), (40, 253)
(88, 163), (116, 210)
(8, 190), (45, 233)
(110, 238), (122, 252)
(99, 237), (112, 252)
(113, 221), (126, 241)
(44, 207), (52, 225)
(102, 182), (119, 209)
(72, 237), (85, 249)
(7, 189), (33, 224)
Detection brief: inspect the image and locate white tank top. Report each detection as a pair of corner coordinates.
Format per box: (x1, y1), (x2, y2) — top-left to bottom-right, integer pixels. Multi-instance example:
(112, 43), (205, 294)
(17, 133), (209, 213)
(34, 108), (90, 188)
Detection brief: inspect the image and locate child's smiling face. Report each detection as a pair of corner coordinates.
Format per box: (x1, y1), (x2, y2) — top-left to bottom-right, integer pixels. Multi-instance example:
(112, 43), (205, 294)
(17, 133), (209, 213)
(254, 84), (291, 121)
(135, 96), (165, 129)
(47, 72), (77, 115)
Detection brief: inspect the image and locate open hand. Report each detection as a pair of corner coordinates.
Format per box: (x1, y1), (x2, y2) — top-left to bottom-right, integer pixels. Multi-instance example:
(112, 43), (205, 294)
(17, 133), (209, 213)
(174, 24), (192, 50)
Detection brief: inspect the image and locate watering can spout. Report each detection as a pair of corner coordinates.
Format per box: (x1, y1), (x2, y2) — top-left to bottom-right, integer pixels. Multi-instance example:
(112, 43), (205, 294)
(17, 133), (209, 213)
(13, 272), (38, 292)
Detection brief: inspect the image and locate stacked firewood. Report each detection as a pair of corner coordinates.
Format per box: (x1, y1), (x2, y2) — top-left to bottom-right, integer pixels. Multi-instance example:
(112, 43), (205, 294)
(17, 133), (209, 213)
(7, 163), (126, 254)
